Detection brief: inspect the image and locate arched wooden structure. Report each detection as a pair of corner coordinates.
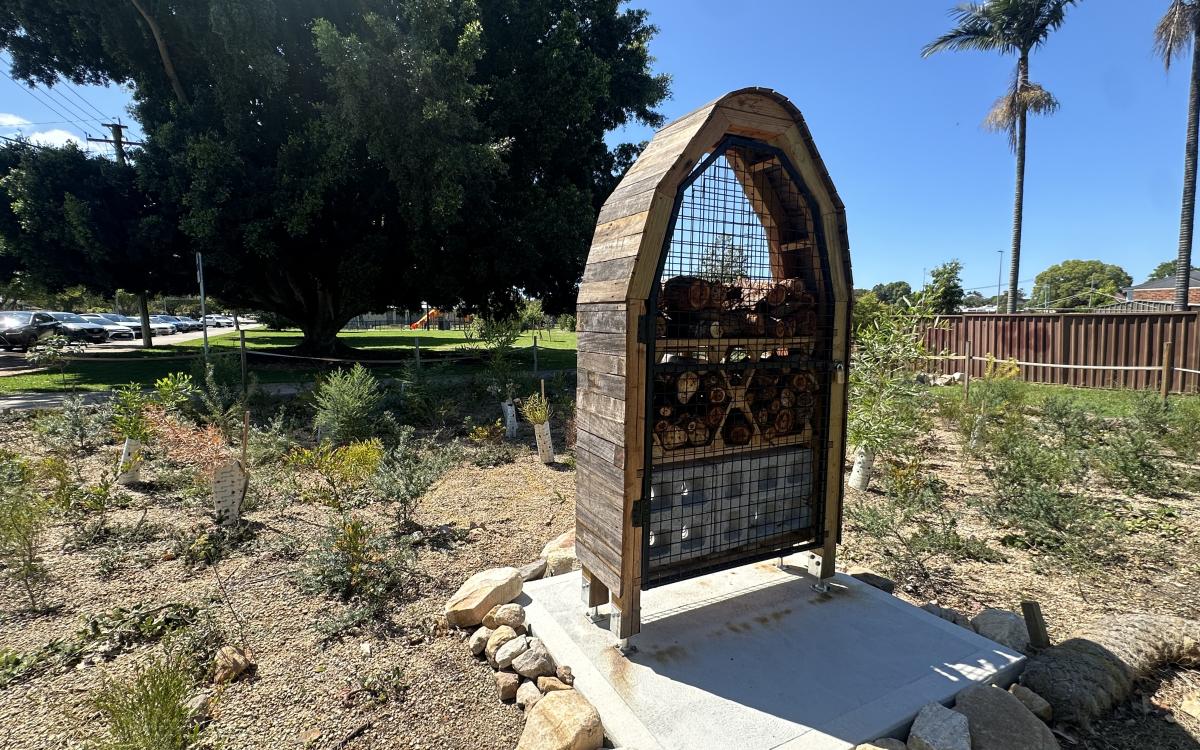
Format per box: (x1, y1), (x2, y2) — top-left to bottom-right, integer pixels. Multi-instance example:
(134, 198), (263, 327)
(574, 88), (852, 639)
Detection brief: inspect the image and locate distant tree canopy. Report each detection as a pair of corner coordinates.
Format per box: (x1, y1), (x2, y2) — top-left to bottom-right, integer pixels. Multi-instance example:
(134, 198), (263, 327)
(1031, 259), (1132, 309)
(870, 280), (912, 305)
(1147, 259), (1200, 281)
(697, 234), (749, 284)
(926, 260), (964, 314)
(0, 0), (669, 353)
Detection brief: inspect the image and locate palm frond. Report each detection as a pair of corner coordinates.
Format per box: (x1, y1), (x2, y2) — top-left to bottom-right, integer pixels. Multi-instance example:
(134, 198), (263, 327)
(1155, 0), (1200, 72)
(984, 77), (1059, 150)
(922, 3), (1010, 57)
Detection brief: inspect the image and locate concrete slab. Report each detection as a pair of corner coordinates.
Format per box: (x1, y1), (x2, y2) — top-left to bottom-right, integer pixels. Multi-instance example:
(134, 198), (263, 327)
(520, 555), (1023, 750)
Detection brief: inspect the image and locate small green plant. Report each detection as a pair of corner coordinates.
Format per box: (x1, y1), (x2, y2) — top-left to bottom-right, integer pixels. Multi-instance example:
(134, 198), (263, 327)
(0, 472), (52, 611)
(34, 395), (110, 455)
(289, 439), (385, 509)
(25, 335), (85, 388)
(193, 360), (247, 444)
(153, 372), (196, 412)
(1096, 428), (1173, 498)
(93, 652), (201, 750)
(470, 441), (519, 468)
(313, 364), (400, 445)
(519, 392), (551, 425)
(402, 363), (462, 430)
(247, 411), (296, 466)
(302, 513), (417, 632)
(372, 429), (459, 529)
(112, 384), (152, 443)
(169, 523), (257, 568)
(556, 313), (576, 332)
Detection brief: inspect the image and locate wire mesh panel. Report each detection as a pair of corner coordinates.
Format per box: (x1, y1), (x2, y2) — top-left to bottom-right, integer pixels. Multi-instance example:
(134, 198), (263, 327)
(642, 136), (835, 587)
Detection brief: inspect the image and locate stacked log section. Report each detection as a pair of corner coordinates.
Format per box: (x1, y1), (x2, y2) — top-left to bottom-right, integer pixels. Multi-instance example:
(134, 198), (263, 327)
(651, 368), (729, 451)
(656, 274), (819, 344)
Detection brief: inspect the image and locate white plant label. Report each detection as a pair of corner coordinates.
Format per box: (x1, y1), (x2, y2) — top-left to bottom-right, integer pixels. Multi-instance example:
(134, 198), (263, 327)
(212, 459), (247, 527)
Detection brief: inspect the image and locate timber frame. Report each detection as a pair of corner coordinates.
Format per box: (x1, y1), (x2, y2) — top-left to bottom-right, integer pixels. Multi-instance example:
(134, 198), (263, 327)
(574, 88), (852, 639)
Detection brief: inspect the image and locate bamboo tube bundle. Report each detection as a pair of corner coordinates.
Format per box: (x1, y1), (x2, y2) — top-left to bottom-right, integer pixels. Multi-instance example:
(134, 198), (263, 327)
(721, 409), (754, 446)
(663, 276), (711, 312)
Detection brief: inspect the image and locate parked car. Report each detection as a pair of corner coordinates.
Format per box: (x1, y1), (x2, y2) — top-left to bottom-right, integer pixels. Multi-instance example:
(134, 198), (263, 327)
(149, 315), (180, 334)
(202, 314), (228, 327)
(163, 315), (202, 332)
(46, 312), (108, 344)
(0, 311), (60, 351)
(112, 315), (174, 338)
(79, 314), (135, 341)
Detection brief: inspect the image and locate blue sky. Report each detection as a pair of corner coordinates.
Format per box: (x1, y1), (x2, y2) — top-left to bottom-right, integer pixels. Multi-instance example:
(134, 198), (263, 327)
(0, 1), (1187, 295)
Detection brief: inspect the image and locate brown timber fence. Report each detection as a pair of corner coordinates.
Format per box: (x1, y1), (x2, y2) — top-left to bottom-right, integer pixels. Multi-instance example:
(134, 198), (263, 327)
(923, 312), (1200, 394)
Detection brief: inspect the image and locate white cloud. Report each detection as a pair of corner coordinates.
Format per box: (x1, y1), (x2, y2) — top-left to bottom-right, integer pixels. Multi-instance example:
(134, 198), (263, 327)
(27, 128), (85, 148)
(0, 113), (30, 128)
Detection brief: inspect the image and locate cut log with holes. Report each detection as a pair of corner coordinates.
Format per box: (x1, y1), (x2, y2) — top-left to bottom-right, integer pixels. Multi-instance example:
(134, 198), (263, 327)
(796, 310), (817, 335)
(686, 423), (710, 446)
(780, 388), (796, 408)
(676, 371), (699, 403)
(663, 276), (711, 312)
(722, 410), (754, 446)
(660, 426), (687, 450)
(705, 404), (726, 427)
(790, 372), (817, 392)
(773, 409), (795, 433)
(709, 386), (727, 404)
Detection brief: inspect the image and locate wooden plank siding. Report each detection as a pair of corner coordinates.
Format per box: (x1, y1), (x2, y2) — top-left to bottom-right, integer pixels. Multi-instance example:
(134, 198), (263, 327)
(924, 312), (1200, 393)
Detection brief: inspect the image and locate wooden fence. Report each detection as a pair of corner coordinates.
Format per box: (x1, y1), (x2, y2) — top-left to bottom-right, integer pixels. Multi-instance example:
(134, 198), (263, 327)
(923, 312), (1200, 394)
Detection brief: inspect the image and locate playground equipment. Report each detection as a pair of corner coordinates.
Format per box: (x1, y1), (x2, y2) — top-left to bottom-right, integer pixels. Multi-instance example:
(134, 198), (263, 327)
(573, 88), (853, 640)
(409, 309), (442, 329)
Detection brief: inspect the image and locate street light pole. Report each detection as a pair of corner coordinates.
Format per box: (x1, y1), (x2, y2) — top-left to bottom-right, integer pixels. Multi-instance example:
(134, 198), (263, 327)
(197, 252), (210, 363)
(996, 249), (1004, 313)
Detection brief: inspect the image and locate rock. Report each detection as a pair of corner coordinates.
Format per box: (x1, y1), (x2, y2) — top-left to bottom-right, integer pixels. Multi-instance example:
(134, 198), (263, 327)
(444, 567), (523, 627)
(953, 684), (1059, 750)
(846, 566), (895, 594)
(359, 642), (372, 657)
(971, 608), (1030, 654)
(496, 671), (520, 702)
(516, 689), (604, 750)
(469, 626), (494, 656)
(907, 702), (969, 750)
(214, 645), (255, 684)
(298, 728), (322, 745)
(513, 637), (557, 679)
(854, 741), (907, 750)
(184, 691), (212, 723)
(556, 665), (575, 686)
(519, 558), (548, 582)
(485, 626), (519, 667)
(517, 679), (543, 710)
(542, 529), (578, 577)
(538, 676), (573, 692)
(1009, 684), (1053, 722)
(920, 603), (972, 630)
(496, 635), (530, 669)
(1180, 693), (1200, 720)
(484, 603), (526, 630)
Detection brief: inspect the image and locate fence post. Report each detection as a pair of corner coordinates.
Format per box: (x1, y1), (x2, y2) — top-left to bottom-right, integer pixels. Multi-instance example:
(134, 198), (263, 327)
(532, 337), (539, 374)
(414, 337), (421, 368)
(963, 339), (972, 402)
(1161, 339), (1175, 401)
(239, 329), (248, 397)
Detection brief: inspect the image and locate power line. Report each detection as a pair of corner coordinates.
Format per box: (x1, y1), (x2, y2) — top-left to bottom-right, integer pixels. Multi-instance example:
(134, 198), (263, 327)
(0, 67), (81, 129)
(62, 83), (112, 121)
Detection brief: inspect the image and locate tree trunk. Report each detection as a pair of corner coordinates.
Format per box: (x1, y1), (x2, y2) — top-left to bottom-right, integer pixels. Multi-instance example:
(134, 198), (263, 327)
(129, 0), (189, 106)
(1007, 55), (1029, 314)
(295, 311), (350, 356)
(1175, 36), (1200, 311)
(138, 291), (153, 348)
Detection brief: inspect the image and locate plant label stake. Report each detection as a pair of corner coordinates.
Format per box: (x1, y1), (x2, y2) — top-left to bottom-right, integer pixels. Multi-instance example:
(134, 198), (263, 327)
(574, 89), (852, 641)
(212, 459), (247, 527)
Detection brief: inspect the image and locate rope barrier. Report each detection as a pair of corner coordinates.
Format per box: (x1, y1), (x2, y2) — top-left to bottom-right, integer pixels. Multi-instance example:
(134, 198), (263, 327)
(925, 354), (1159, 372)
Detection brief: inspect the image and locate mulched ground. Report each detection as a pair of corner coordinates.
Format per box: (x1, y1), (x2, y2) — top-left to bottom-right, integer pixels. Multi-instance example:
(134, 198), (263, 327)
(1, 407), (1198, 749)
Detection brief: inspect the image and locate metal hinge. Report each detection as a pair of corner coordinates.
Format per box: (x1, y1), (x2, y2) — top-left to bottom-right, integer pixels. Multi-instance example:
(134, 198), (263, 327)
(630, 498), (650, 526)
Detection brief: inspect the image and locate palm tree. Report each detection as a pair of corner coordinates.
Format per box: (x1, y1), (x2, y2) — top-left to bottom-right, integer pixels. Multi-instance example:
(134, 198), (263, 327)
(1157, 1), (1200, 310)
(923, 1), (1077, 313)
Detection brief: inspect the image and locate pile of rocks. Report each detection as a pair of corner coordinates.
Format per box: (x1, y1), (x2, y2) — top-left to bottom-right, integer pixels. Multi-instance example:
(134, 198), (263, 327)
(445, 562), (603, 750)
(855, 683), (1057, 750)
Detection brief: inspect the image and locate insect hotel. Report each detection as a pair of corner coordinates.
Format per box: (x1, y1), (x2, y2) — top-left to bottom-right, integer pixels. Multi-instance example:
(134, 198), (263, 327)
(574, 88), (852, 640)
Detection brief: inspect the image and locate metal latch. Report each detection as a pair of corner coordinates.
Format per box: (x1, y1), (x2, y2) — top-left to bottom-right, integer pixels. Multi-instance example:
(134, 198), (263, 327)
(630, 498), (650, 525)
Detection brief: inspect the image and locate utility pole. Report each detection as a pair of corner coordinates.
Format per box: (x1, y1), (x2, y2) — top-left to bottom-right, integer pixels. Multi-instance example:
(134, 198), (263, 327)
(86, 121), (145, 166)
(197, 252), (210, 363)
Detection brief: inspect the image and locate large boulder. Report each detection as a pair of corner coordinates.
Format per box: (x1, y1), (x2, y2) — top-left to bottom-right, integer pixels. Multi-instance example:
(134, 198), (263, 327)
(953, 684), (1059, 750)
(445, 567), (523, 627)
(907, 703), (969, 750)
(516, 689), (604, 750)
(971, 609), (1030, 654)
(542, 529), (578, 576)
(484, 603), (526, 630)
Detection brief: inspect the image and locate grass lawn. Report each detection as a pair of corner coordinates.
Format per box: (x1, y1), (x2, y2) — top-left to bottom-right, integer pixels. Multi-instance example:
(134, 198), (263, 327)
(0, 328), (577, 394)
(932, 379), (1200, 419)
